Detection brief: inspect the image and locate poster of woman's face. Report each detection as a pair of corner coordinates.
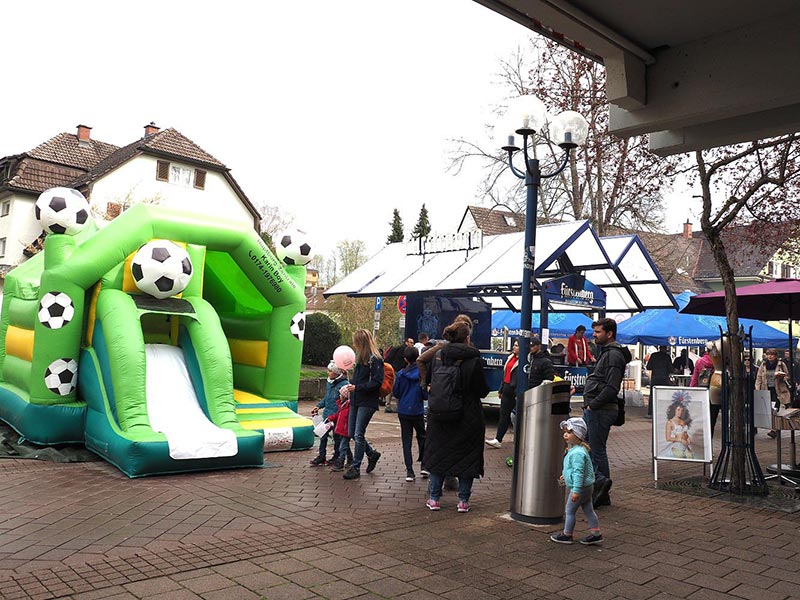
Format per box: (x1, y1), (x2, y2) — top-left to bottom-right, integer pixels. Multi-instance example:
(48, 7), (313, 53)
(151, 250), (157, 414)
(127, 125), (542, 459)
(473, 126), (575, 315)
(652, 387), (712, 463)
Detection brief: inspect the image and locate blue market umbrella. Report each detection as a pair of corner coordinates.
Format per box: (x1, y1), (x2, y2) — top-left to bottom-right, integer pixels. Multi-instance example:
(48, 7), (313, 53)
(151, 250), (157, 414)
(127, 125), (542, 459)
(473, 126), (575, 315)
(617, 291), (786, 347)
(491, 310), (593, 339)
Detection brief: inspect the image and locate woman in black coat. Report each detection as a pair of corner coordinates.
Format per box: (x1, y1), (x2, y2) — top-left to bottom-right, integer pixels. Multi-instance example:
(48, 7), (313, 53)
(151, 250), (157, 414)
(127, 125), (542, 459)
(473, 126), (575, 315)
(423, 321), (489, 513)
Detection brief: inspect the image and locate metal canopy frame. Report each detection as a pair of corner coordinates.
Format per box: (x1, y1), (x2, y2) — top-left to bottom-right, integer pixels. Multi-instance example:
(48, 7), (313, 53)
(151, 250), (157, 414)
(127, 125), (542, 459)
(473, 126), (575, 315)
(324, 220), (677, 314)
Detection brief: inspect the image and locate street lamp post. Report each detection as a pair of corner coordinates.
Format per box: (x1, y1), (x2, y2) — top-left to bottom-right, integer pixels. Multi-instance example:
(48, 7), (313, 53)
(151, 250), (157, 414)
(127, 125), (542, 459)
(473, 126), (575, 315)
(497, 96), (588, 514)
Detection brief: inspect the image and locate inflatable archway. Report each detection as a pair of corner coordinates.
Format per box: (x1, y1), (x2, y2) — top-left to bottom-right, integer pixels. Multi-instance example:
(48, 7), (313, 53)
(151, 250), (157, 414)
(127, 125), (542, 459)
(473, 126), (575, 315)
(0, 203), (314, 476)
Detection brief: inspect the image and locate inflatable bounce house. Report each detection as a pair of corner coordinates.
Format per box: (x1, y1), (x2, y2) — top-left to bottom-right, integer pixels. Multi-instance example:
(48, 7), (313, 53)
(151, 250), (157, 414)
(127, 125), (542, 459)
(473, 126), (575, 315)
(0, 188), (314, 477)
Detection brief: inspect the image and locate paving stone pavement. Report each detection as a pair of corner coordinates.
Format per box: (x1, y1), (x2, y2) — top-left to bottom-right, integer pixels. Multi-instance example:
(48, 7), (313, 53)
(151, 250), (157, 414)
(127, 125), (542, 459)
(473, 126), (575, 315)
(0, 400), (798, 599)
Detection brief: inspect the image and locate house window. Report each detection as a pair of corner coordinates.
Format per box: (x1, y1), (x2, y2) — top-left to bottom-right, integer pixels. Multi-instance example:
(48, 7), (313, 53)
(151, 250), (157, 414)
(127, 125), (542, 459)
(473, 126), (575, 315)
(503, 215), (517, 227)
(169, 165), (193, 187)
(0, 237), (6, 258)
(194, 169), (206, 190)
(1, 201), (9, 217)
(156, 160), (169, 181)
(156, 159), (205, 190)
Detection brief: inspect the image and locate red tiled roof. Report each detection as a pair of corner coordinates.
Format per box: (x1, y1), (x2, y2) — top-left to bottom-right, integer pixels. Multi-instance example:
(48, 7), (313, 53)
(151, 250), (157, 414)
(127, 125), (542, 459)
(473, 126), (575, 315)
(27, 133), (119, 170)
(142, 128), (225, 168)
(2, 128), (228, 195)
(463, 206), (526, 235)
(6, 158), (86, 194)
(69, 128), (226, 189)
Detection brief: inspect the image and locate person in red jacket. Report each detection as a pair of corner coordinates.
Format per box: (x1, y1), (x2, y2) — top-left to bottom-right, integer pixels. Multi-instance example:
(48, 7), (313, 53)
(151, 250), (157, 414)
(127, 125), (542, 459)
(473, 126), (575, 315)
(567, 325), (595, 367)
(327, 388), (354, 472)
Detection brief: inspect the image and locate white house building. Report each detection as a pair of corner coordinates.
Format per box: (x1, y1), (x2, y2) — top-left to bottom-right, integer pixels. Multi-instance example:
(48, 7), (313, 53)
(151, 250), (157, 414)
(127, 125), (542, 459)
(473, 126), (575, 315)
(0, 123), (261, 284)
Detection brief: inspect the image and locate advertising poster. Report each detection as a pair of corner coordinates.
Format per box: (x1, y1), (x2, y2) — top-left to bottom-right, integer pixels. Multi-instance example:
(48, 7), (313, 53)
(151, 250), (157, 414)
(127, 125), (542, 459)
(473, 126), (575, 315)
(652, 386), (712, 463)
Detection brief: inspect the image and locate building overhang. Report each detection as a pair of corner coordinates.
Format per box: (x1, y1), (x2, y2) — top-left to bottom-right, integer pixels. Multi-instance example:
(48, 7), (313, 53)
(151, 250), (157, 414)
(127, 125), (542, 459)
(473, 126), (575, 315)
(474, 0), (800, 155)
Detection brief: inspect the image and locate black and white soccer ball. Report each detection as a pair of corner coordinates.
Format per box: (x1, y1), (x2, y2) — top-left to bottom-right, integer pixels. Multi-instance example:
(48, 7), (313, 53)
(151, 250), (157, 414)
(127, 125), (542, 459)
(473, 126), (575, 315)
(131, 240), (193, 299)
(45, 358), (78, 396)
(290, 311), (306, 341)
(35, 187), (90, 235)
(38, 292), (75, 329)
(276, 229), (313, 266)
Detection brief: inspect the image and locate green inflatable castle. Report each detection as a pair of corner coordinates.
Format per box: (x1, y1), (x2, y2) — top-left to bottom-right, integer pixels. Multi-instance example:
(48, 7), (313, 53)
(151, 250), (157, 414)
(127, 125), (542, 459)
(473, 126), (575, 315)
(0, 198), (314, 477)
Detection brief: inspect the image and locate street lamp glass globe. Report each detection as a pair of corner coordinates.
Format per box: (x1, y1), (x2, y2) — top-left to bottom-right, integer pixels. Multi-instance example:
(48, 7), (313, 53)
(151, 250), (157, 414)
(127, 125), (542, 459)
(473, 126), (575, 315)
(550, 111), (589, 148)
(505, 95), (549, 135)
(495, 113), (522, 151)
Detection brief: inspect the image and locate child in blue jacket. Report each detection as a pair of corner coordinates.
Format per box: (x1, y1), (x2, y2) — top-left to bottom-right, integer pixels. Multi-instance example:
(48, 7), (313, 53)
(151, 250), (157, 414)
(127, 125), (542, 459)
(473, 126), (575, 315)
(550, 417), (603, 545)
(393, 346), (427, 481)
(310, 361), (349, 466)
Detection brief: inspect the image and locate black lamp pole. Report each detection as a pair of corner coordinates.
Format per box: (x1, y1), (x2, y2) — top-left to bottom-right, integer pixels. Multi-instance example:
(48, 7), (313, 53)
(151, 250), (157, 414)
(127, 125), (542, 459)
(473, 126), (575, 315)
(506, 132), (573, 513)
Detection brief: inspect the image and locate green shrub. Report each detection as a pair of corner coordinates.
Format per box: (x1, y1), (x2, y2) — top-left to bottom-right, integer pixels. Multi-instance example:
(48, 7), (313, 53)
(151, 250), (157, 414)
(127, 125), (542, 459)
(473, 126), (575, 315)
(302, 312), (341, 366)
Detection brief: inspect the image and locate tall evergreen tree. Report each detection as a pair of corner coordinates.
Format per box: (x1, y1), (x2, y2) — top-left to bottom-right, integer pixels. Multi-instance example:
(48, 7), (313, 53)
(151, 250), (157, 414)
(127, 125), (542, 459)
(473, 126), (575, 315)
(410, 204), (432, 240)
(386, 209), (404, 244)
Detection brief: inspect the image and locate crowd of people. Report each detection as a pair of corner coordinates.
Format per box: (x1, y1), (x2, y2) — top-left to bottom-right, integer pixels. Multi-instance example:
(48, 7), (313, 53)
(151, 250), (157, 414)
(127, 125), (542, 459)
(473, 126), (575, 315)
(304, 317), (634, 546)
(643, 343), (800, 446)
(307, 314), (800, 549)
(307, 315), (490, 513)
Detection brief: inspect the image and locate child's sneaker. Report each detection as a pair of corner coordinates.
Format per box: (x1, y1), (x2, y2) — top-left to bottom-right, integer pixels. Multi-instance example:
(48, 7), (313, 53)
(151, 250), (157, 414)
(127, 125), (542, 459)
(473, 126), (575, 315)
(579, 533), (604, 545)
(457, 501), (470, 513)
(485, 438), (502, 449)
(309, 455), (327, 466)
(405, 470), (416, 482)
(549, 533), (574, 544)
(329, 459), (344, 472)
(420, 469), (430, 479)
(426, 498), (440, 511)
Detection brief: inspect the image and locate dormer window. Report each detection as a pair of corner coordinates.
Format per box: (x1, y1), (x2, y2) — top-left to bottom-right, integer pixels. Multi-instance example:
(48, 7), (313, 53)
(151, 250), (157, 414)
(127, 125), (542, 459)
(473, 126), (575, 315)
(503, 215), (517, 227)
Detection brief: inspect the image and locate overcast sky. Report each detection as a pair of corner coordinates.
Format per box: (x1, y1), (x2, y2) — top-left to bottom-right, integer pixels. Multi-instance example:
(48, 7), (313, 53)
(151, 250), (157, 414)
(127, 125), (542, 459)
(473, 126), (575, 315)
(2, 1), (692, 259)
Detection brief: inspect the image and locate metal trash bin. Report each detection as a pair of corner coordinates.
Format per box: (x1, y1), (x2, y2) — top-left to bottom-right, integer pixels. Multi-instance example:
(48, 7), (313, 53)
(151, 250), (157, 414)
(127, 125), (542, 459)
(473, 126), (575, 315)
(510, 380), (573, 524)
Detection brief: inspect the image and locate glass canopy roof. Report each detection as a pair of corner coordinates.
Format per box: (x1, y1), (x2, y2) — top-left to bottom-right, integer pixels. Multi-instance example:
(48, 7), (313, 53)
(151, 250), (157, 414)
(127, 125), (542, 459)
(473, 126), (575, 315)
(325, 220), (676, 313)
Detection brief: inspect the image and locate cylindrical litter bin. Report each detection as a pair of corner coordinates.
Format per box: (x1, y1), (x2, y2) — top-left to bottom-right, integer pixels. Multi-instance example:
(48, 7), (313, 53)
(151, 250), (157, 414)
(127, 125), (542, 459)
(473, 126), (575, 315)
(510, 380), (573, 524)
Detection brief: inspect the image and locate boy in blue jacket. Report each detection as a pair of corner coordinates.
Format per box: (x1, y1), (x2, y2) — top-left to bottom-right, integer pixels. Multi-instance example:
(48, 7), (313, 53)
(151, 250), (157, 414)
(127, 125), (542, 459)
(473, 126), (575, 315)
(310, 361), (349, 466)
(393, 346), (427, 481)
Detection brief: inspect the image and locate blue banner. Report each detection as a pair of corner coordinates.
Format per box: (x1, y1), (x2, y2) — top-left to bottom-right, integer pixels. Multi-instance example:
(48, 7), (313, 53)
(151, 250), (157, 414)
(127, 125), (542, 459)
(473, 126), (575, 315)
(481, 351), (508, 393)
(555, 365), (589, 395)
(544, 274), (605, 310)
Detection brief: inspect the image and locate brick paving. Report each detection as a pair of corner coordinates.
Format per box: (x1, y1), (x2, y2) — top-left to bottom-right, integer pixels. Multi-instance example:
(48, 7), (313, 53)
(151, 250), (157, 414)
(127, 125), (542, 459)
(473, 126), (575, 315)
(0, 401), (798, 599)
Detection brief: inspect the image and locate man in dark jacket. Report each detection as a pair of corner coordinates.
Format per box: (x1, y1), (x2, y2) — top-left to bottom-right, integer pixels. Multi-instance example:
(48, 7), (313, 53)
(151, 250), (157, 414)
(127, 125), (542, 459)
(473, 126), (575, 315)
(583, 318), (631, 508)
(528, 336), (555, 388)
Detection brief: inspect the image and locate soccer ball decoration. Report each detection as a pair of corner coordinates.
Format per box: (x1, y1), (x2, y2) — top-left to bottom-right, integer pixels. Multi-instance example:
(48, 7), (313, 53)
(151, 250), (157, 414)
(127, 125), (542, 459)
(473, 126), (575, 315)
(38, 292), (75, 329)
(276, 229), (312, 266)
(131, 240), (193, 299)
(289, 311), (306, 341)
(35, 187), (90, 235)
(45, 358), (78, 396)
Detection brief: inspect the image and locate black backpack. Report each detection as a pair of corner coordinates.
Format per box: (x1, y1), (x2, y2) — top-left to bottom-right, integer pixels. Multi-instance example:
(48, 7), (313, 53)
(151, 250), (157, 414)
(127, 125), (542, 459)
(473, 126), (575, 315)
(611, 346), (630, 427)
(427, 350), (465, 421)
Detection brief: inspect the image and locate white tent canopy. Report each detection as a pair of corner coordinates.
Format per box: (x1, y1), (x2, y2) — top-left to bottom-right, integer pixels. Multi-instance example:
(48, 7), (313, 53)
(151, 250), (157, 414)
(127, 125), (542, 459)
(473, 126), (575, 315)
(325, 220), (676, 314)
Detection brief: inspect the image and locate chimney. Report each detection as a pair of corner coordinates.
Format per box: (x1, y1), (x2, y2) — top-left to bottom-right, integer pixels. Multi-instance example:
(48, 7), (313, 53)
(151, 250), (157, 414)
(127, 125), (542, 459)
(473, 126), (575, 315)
(76, 124), (92, 142)
(683, 219), (693, 239)
(144, 122), (160, 137)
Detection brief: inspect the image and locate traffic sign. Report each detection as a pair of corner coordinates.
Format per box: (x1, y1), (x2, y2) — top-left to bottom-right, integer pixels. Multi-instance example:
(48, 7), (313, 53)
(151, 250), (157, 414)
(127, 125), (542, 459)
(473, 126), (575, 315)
(397, 295), (407, 315)
(374, 296), (383, 311)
